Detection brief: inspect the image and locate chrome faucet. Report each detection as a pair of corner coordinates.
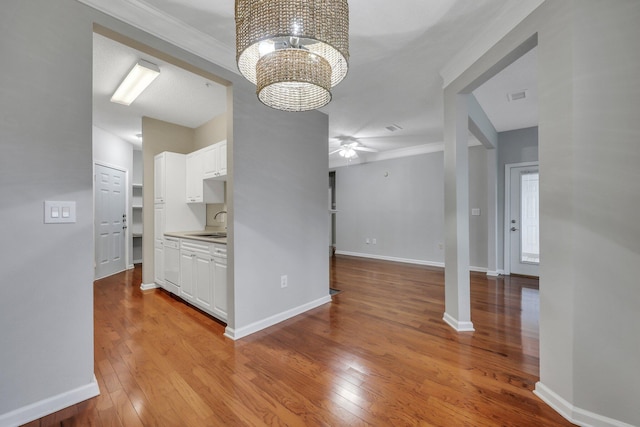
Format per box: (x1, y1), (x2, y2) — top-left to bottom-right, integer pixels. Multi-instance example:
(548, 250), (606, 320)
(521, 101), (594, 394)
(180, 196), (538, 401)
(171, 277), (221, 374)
(213, 210), (227, 221)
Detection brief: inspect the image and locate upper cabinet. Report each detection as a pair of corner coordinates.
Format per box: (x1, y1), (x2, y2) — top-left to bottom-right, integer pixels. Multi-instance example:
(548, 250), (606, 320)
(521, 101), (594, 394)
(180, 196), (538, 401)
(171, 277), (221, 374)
(153, 151), (205, 230)
(186, 151), (204, 203)
(154, 154), (165, 204)
(203, 140), (227, 180)
(185, 140), (226, 204)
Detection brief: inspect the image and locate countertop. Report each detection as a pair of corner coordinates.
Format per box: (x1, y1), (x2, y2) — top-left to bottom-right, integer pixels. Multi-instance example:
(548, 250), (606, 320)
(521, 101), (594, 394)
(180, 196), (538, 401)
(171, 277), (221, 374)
(164, 230), (227, 245)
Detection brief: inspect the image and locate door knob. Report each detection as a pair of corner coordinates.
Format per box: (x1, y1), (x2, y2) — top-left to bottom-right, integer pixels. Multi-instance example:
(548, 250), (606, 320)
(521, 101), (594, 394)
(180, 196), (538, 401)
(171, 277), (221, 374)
(510, 227), (518, 231)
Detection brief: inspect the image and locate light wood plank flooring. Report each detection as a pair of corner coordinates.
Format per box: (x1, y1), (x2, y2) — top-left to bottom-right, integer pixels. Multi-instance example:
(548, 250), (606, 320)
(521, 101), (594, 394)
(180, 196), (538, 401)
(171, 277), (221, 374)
(23, 255), (573, 426)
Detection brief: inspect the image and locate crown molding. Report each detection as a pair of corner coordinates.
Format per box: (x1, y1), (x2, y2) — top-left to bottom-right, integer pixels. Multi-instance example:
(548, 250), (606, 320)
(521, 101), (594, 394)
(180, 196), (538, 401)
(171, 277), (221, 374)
(439, 0), (545, 89)
(77, 0), (238, 75)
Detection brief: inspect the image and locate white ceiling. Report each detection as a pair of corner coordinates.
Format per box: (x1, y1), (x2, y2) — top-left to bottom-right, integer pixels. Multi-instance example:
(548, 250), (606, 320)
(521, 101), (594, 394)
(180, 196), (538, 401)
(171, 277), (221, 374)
(93, 33), (227, 148)
(473, 47), (538, 132)
(89, 0), (538, 157)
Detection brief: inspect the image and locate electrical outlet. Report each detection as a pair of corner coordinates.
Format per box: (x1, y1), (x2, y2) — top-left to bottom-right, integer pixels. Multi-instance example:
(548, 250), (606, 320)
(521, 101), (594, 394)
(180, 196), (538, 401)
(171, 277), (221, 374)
(280, 275), (288, 288)
(438, 243), (443, 250)
(372, 238), (377, 245)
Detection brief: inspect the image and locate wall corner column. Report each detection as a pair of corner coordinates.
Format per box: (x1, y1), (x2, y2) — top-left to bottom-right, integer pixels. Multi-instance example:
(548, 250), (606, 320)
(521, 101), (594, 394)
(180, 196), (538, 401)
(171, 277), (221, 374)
(443, 93), (474, 332)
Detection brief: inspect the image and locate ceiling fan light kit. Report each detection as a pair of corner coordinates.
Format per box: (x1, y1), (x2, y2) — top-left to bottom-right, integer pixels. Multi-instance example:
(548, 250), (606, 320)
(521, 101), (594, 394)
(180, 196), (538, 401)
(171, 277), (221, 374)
(235, 0), (349, 112)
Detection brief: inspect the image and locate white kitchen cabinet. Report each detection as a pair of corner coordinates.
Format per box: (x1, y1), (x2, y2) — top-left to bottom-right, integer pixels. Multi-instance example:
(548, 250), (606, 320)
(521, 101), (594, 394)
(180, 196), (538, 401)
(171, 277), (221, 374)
(186, 147), (224, 204)
(203, 140), (227, 180)
(163, 237), (180, 295)
(186, 151), (204, 203)
(195, 253), (213, 311)
(154, 241), (165, 286)
(154, 205), (165, 286)
(179, 238), (227, 322)
(217, 140), (227, 177)
(181, 250), (214, 311)
(180, 248), (196, 302)
(212, 245), (227, 319)
(154, 154), (165, 203)
(180, 240), (213, 312)
(153, 152), (205, 289)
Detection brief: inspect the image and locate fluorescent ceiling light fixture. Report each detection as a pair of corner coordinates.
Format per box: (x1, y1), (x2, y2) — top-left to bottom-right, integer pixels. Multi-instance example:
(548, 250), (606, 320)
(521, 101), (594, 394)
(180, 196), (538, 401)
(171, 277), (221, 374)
(111, 59), (160, 106)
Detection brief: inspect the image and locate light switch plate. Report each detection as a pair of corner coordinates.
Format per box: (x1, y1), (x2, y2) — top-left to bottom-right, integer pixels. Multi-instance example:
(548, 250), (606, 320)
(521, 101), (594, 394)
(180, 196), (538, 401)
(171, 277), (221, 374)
(471, 208), (481, 216)
(44, 201), (76, 223)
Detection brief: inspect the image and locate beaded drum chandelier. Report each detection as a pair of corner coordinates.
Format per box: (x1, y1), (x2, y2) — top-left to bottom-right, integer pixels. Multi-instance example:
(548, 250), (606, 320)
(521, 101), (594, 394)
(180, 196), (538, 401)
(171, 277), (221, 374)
(235, 0), (349, 112)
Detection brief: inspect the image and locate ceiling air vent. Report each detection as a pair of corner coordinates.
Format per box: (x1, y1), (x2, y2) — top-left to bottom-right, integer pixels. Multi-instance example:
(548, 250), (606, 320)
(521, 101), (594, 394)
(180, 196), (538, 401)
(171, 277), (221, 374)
(507, 90), (528, 102)
(385, 124), (403, 132)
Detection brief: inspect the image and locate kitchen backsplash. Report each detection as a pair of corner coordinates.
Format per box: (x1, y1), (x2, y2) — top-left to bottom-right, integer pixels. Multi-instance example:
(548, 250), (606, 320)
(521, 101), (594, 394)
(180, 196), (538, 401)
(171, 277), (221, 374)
(206, 203), (227, 229)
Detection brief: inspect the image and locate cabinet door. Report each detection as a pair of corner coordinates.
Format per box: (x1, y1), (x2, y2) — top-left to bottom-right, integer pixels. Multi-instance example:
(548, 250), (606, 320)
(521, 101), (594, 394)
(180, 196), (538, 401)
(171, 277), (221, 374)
(186, 152), (203, 203)
(213, 258), (227, 320)
(195, 253), (213, 310)
(154, 154), (165, 203)
(154, 243), (164, 285)
(154, 204), (165, 240)
(180, 250), (195, 302)
(217, 141), (227, 177)
(202, 145), (217, 178)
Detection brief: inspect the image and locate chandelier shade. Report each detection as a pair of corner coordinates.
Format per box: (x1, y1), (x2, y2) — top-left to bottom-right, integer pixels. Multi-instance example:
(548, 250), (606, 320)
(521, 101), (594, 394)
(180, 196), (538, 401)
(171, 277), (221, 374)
(235, 0), (349, 111)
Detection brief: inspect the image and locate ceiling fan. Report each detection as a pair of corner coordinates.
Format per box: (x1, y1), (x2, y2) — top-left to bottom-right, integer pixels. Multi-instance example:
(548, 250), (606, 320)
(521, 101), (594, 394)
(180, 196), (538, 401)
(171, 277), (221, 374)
(329, 136), (378, 159)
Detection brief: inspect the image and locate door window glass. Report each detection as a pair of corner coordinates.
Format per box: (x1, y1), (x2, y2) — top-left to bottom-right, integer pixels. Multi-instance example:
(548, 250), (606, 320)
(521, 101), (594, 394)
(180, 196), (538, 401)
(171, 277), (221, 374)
(521, 172), (539, 264)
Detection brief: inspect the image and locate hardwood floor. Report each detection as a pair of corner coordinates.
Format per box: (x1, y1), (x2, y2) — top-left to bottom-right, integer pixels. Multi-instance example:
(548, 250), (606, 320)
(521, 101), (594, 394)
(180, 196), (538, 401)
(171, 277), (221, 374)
(23, 256), (573, 426)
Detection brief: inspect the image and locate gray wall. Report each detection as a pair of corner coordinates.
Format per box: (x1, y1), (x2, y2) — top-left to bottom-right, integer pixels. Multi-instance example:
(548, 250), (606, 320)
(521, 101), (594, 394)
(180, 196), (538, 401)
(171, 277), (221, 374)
(468, 146), (488, 269)
(230, 80), (330, 334)
(335, 146), (488, 269)
(497, 127), (538, 271)
(0, 0), (95, 417)
(568, 1), (640, 422)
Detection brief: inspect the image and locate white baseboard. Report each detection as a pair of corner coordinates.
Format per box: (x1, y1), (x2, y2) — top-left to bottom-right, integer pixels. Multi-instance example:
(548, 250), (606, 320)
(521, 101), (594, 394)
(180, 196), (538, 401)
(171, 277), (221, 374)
(335, 250), (489, 273)
(0, 375), (100, 427)
(443, 312), (475, 332)
(225, 295), (332, 340)
(127, 264), (134, 270)
(335, 250), (445, 268)
(534, 382), (636, 427)
(140, 282), (160, 291)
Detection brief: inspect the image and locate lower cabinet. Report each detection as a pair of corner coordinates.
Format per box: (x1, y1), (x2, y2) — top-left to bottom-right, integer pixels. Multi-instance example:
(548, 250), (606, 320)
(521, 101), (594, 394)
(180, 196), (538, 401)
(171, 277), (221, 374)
(179, 238), (227, 322)
(154, 239), (164, 286)
(212, 246), (227, 320)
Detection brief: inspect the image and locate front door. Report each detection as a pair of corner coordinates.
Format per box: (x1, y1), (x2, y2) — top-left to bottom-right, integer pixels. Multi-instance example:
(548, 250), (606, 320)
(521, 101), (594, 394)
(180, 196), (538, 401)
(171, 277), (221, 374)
(95, 164), (126, 279)
(508, 164), (539, 277)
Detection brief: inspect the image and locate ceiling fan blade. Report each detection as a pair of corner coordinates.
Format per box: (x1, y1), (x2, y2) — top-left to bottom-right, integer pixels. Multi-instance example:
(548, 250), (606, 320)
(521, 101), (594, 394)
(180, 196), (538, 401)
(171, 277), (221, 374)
(353, 146), (378, 152)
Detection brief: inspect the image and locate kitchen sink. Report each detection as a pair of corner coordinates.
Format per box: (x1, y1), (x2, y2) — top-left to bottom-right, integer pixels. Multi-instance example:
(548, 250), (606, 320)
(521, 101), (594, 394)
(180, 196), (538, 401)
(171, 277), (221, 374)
(189, 232), (227, 238)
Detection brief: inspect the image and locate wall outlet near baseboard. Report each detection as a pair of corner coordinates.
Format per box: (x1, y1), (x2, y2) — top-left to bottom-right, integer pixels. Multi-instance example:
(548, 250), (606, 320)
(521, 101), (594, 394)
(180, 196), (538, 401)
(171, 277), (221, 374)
(280, 275), (288, 288)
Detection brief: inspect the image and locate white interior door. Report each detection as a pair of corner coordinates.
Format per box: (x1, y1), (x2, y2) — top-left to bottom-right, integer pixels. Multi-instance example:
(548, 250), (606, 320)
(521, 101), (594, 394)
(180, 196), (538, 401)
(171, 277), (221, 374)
(95, 164), (127, 279)
(507, 164), (539, 277)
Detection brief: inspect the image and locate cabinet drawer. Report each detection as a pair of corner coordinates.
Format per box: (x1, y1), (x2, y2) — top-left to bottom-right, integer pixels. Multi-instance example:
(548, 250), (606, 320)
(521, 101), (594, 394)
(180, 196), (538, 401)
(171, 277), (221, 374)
(180, 238), (212, 254)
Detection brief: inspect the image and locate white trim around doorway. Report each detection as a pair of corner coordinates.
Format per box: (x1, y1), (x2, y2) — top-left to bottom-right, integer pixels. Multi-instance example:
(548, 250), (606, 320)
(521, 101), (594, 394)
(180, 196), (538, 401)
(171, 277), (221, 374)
(503, 161), (538, 275)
